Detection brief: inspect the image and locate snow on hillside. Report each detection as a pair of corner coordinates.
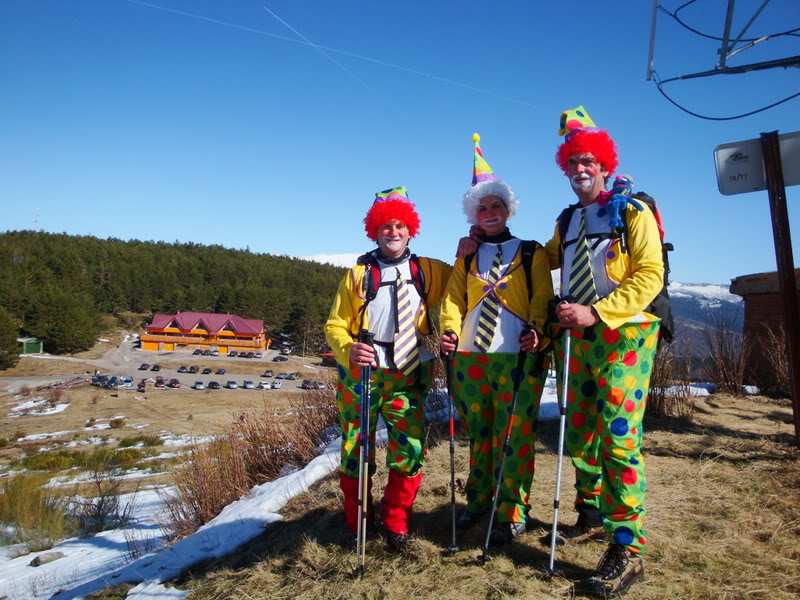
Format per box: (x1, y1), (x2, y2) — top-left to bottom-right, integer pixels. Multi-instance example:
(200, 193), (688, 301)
(668, 281), (741, 309)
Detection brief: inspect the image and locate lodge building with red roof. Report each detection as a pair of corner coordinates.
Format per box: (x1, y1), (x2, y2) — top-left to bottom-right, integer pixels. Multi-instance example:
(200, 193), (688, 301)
(140, 312), (270, 353)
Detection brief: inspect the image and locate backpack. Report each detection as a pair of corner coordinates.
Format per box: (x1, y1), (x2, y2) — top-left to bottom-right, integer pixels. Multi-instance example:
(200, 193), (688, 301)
(556, 191), (674, 343)
(464, 239), (542, 303)
(356, 250), (433, 333)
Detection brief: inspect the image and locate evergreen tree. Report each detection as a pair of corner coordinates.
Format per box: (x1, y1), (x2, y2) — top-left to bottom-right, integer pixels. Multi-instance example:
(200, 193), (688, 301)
(0, 307), (21, 370)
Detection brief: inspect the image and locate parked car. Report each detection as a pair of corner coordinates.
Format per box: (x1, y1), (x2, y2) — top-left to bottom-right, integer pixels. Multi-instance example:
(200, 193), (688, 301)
(202, 368), (212, 375)
(258, 381), (272, 390)
(137, 381), (147, 392)
(276, 372), (288, 380)
(193, 349), (202, 355)
(254, 352), (263, 359)
(91, 375), (108, 386)
(105, 376), (119, 389)
(271, 380), (283, 389)
(208, 381), (221, 389)
(216, 368), (226, 375)
(287, 373), (299, 381)
(243, 380), (255, 389)
(226, 380), (238, 389)
(155, 376), (166, 388)
(138, 363), (149, 370)
(315, 381), (327, 390)
(202, 349), (212, 356)
(168, 378), (181, 388)
(211, 350), (220, 356)
(262, 369), (274, 378)
(189, 366), (198, 374)
(245, 352), (255, 359)
(177, 366), (188, 373)
(194, 381), (205, 390)
(301, 379), (314, 390)
(150, 364), (161, 372)
(119, 376), (134, 388)
(228, 351), (237, 357)
(280, 348), (291, 355)
(273, 356), (288, 362)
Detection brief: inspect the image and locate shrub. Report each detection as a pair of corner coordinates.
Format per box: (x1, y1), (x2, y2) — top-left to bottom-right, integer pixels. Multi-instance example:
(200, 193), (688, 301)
(45, 388), (66, 405)
(19, 385), (32, 397)
(73, 448), (140, 535)
(648, 340), (694, 420)
(702, 308), (749, 396)
(0, 438), (8, 448)
(86, 418), (97, 427)
(114, 448), (143, 470)
(12, 430), (26, 441)
(118, 434), (163, 448)
(750, 324), (790, 398)
(22, 450), (81, 472)
(161, 374), (339, 540)
(0, 474), (76, 550)
(109, 418), (125, 429)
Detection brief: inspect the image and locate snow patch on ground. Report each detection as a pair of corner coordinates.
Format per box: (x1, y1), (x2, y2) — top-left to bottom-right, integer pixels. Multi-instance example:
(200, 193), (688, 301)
(8, 397), (70, 418)
(45, 468), (158, 488)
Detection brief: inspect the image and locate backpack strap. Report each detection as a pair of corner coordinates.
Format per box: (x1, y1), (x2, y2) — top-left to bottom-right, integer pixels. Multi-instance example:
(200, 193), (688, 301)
(556, 203), (581, 266)
(357, 251), (433, 334)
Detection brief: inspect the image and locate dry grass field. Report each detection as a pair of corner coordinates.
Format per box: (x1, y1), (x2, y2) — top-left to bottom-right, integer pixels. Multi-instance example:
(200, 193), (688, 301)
(0, 357), (106, 378)
(151, 393), (799, 600)
(0, 384), (313, 468)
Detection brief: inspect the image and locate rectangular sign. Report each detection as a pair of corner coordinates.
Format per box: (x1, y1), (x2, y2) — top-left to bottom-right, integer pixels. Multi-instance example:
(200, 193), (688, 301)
(714, 131), (800, 196)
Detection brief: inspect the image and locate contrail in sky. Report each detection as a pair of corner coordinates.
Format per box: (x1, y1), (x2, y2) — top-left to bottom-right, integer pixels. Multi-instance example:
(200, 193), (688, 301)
(125, 0), (535, 107)
(262, 5), (372, 91)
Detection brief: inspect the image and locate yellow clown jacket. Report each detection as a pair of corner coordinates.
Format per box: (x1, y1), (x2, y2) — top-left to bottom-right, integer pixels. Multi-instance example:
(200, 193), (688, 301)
(439, 238), (553, 351)
(543, 201), (664, 330)
(325, 255), (452, 368)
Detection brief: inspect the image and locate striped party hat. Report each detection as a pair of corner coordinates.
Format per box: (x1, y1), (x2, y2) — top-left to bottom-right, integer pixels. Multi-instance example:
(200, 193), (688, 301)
(472, 133), (498, 185)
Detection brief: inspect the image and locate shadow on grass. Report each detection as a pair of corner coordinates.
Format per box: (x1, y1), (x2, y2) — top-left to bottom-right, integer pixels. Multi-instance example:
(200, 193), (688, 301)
(173, 501), (592, 586)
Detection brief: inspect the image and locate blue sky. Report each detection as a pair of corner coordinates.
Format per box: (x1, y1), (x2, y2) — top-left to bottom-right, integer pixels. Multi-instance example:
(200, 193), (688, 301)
(1, 0), (798, 284)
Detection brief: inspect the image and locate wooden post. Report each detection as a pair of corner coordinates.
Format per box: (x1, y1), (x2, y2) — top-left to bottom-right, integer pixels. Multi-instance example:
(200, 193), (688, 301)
(761, 131), (800, 448)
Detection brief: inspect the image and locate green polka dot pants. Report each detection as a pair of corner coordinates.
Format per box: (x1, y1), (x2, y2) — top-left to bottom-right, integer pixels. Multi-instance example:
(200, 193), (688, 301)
(336, 361), (433, 479)
(553, 320), (660, 554)
(452, 351), (549, 524)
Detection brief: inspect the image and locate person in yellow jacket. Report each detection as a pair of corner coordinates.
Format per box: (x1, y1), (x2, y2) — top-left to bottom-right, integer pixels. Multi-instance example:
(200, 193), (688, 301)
(546, 106), (663, 598)
(439, 134), (553, 545)
(325, 186), (451, 550)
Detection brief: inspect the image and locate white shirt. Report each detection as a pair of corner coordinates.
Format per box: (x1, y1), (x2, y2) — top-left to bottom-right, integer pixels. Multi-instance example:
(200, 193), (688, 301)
(367, 257), (434, 368)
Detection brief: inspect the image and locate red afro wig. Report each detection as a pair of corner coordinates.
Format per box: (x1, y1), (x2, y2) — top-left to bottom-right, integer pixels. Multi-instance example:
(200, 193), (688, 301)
(556, 129), (618, 176)
(363, 199), (421, 241)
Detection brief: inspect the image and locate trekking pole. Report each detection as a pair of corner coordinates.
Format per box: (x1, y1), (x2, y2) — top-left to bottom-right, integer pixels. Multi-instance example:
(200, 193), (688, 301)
(354, 329), (375, 578)
(545, 298), (575, 576)
(478, 349), (528, 564)
(441, 333), (460, 555)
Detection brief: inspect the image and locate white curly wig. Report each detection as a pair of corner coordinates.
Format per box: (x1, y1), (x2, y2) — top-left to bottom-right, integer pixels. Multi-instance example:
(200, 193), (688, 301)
(462, 179), (518, 225)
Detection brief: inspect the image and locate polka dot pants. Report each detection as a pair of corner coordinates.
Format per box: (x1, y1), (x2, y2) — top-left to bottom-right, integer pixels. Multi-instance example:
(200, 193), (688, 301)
(553, 320), (660, 554)
(452, 351), (549, 524)
(336, 361), (432, 479)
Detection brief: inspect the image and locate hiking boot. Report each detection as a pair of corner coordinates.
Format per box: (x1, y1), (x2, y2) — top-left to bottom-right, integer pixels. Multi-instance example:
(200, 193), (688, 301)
(384, 530), (410, 552)
(456, 510), (486, 530)
(540, 522), (607, 546)
(489, 522), (526, 545)
(575, 544), (645, 598)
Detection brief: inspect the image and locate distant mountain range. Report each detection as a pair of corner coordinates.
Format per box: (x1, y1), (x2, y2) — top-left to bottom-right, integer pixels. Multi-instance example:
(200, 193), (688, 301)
(668, 281), (743, 353)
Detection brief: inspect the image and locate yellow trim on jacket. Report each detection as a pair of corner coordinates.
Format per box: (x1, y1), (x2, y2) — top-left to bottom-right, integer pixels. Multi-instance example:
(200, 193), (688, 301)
(439, 242), (553, 350)
(324, 256), (452, 367)
(542, 202), (664, 330)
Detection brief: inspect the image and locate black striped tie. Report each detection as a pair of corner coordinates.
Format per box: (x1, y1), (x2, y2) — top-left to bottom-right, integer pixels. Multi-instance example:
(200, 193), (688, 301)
(568, 210), (599, 305)
(474, 246), (503, 352)
(393, 268), (420, 375)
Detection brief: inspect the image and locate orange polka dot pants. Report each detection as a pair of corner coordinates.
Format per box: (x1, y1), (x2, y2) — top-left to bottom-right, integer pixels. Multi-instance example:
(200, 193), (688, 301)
(452, 351), (548, 524)
(336, 361), (432, 480)
(553, 320), (660, 554)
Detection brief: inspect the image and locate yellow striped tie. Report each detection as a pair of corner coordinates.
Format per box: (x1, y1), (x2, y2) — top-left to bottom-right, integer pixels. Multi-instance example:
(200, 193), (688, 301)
(474, 246), (503, 352)
(393, 268), (420, 375)
(568, 210), (599, 305)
